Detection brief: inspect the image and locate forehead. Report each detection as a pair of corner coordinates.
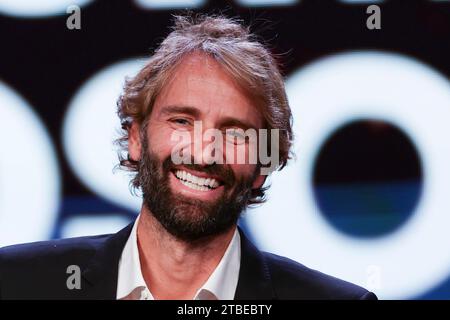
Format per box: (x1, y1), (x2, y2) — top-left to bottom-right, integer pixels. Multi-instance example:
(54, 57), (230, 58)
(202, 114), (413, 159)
(152, 53), (263, 128)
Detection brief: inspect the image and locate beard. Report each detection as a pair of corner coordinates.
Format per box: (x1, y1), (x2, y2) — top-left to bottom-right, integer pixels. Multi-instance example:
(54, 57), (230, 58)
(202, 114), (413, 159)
(135, 137), (257, 242)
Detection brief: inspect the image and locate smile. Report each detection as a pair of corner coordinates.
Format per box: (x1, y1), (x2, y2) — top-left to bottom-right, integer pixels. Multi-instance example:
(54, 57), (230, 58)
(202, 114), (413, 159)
(174, 170), (221, 192)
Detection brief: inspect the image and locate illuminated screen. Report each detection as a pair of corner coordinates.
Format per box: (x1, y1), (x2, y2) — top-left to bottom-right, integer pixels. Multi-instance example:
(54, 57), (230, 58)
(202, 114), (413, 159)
(0, 0), (449, 299)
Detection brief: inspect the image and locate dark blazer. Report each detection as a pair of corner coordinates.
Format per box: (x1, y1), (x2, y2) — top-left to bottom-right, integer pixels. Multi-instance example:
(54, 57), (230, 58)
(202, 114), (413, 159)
(0, 223), (377, 300)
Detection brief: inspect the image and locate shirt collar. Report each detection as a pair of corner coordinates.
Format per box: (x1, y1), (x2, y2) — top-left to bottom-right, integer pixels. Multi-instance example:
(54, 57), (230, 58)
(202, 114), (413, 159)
(116, 215), (241, 300)
(194, 227), (241, 300)
(116, 215), (148, 300)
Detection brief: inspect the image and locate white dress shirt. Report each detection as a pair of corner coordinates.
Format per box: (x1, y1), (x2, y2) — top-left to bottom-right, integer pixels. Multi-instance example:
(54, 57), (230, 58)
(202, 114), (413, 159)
(116, 215), (241, 300)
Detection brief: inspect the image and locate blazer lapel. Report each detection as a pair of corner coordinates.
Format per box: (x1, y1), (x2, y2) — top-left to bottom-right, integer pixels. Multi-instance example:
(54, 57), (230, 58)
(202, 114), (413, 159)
(80, 222), (134, 299)
(234, 228), (276, 300)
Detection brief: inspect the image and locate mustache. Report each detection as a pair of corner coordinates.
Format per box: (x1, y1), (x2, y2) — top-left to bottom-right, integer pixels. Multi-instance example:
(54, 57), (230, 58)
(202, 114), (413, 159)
(162, 156), (236, 186)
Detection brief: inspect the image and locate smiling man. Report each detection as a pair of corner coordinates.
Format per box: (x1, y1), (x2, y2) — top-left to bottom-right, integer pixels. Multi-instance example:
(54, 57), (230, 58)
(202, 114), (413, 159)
(0, 14), (377, 300)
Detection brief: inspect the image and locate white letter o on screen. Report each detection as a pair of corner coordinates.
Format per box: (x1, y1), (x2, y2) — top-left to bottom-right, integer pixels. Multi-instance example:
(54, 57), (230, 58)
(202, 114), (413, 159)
(63, 59), (145, 213)
(245, 51), (450, 299)
(0, 80), (60, 246)
(0, 0), (93, 18)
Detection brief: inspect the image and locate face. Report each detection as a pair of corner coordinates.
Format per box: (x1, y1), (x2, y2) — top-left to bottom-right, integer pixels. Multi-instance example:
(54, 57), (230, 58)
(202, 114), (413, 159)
(129, 53), (266, 241)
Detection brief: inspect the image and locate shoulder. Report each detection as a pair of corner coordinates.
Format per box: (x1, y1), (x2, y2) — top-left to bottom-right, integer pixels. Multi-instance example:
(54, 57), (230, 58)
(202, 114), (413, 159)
(262, 252), (377, 300)
(0, 234), (114, 299)
(0, 223), (133, 299)
(0, 234), (111, 276)
(1, 234), (109, 261)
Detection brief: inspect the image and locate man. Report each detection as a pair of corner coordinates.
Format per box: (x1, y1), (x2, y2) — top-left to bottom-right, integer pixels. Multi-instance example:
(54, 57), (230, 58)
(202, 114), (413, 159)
(0, 14), (377, 300)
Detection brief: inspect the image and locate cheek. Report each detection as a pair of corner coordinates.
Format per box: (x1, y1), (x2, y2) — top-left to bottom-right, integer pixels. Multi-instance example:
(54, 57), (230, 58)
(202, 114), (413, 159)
(229, 163), (258, 180)
(223, 142), (258, 166)
(146, 125), (179, 158)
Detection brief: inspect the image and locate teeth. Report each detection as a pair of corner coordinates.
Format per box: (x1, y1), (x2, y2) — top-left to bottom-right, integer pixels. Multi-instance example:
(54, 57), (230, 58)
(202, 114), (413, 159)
(180, 180), (209, 191)
(211, 180), (219, 188)
(173, 170), (220, 190)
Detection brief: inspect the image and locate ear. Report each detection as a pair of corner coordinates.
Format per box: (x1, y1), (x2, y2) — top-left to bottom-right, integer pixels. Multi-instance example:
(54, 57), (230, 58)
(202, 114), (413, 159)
(252, 173), (267, 190)
(128, 122), (142, 161)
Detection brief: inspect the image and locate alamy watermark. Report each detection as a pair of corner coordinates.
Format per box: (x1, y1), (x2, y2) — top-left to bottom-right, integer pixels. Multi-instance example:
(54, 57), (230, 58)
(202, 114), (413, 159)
(66, 264), (81, 290)
(366, 264), (382, 292)
(366, 5), (381, 30)
(170, 121), (280, 175)
(66, 5), (81, 30)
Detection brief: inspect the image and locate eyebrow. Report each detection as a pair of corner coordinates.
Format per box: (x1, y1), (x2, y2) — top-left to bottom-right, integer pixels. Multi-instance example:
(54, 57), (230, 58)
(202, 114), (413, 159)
(159, 105), (201, 118)
(159, 104), (259, 130)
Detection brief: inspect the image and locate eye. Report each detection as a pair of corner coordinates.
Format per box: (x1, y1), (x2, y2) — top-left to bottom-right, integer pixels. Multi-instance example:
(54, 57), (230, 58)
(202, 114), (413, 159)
(225, 128), (246, 145)
(170, 118), (192, 126)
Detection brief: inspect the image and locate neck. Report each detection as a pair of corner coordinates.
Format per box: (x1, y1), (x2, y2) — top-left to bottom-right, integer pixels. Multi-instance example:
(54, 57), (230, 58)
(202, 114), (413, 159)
(136, 205), (236, 300)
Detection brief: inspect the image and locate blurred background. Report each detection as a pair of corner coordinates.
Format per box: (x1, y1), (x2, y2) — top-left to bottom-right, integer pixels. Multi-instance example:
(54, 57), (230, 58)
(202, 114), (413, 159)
(0, 0), (449, 299)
